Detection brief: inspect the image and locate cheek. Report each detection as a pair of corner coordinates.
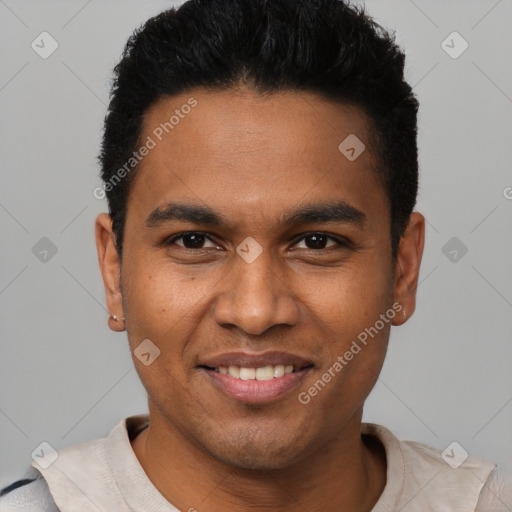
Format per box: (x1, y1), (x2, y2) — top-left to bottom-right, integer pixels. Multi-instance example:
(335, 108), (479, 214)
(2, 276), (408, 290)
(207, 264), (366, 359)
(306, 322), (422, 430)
(122, 261), (214, 377)
(310, 300), (390, 420)
(300, 263), (393, 386)
(307, 262), (391, 328)
(124, 259), (207, 324)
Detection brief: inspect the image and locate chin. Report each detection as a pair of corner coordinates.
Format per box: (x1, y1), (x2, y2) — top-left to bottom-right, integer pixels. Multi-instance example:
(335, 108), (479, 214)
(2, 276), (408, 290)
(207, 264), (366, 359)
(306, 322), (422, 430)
(203, 429), (309, 471)
(215, 448), (301, 471)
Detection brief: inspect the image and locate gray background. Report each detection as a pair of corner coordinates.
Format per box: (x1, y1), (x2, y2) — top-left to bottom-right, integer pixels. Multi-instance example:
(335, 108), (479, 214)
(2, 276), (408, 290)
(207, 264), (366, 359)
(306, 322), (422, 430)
(1, 0), (511, 488)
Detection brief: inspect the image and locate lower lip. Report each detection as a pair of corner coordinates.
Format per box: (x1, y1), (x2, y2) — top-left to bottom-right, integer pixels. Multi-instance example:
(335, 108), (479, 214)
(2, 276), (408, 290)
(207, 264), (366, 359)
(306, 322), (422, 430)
(201, 367), (312, 404)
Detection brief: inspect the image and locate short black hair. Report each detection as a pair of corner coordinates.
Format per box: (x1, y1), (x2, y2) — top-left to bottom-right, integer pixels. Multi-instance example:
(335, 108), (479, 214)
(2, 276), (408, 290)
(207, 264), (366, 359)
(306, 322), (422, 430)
(99, 0), (419, 263)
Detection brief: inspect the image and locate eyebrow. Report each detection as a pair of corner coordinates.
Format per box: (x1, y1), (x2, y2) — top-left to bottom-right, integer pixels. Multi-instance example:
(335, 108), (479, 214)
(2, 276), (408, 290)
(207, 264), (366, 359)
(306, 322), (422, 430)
(144, 200), (366, 230)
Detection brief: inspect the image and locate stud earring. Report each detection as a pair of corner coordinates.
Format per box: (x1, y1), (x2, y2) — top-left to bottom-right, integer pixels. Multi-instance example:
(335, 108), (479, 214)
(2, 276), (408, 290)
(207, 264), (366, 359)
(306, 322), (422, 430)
(110, 314), (125, 323)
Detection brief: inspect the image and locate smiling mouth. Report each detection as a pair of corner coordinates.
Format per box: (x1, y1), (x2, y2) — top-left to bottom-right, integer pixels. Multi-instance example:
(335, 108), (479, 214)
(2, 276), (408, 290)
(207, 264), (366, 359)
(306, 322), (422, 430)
(198, 363), (314, 404)
(197, 350), (315, 403)
(200, 363), (312, 381)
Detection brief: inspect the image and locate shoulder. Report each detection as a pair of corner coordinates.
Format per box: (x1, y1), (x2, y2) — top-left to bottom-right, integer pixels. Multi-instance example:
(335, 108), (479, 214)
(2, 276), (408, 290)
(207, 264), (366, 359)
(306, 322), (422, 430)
(0, 416), (147, 512)
(0, 467), (59, 512)
(362, 423), (497, 511)
(475, 466), (512, 511)
(400, 436), (495, 476)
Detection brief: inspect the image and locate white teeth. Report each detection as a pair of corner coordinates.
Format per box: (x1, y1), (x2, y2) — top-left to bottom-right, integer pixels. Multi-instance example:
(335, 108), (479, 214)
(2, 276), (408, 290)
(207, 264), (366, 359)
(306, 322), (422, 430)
(273, 364), (285, 378)
(255, 365), (274, 381)
(228, 366), (240, 378)
(239, 367), (256, 380)
(216, 364), (299, 380)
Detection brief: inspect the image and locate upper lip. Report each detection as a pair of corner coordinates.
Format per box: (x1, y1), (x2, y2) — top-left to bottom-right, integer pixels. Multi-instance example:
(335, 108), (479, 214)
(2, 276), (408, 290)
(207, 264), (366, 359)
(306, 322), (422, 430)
(198, 351), (314, 370)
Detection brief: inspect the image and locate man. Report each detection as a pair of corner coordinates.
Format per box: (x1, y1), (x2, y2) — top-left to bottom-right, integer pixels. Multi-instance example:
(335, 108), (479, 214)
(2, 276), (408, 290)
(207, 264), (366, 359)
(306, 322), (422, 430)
(1, 0), (508, 510)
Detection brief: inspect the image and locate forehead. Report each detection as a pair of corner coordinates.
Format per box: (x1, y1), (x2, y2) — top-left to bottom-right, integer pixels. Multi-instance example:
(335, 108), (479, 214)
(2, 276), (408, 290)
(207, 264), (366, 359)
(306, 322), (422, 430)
(142, 87), (374, 162)
(126, 87), (388, 231)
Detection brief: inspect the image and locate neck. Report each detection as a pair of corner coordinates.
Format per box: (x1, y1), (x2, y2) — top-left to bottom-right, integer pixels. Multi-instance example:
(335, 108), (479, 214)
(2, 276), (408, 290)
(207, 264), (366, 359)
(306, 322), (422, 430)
(131, 407), (386, 512)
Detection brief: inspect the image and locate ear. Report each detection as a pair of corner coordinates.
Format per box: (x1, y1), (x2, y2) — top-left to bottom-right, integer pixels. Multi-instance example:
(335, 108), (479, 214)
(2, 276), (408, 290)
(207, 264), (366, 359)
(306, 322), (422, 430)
(95, 213), (125, 332)
(391, 212), (425, 326)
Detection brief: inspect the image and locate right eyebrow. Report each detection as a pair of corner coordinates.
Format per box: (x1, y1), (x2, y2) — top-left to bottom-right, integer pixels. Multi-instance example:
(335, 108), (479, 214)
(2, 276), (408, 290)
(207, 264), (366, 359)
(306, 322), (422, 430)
(144, 202), (230, 229)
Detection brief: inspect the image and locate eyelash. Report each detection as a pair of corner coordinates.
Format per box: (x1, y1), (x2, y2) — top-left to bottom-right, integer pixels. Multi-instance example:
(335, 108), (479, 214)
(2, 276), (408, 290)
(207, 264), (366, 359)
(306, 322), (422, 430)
(164, 231), (350, 251)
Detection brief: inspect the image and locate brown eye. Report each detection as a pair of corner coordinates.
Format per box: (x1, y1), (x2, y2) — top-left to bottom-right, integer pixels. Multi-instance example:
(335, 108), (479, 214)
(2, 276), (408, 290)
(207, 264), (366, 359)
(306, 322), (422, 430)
(167, 232), (219, 249)
(293, 233), (345, 250)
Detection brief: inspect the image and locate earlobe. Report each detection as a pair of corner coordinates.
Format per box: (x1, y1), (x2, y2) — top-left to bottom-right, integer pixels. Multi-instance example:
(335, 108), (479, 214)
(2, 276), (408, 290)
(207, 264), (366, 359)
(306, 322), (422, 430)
(95, 213), (125, 332)
(391, 212), (425, 327)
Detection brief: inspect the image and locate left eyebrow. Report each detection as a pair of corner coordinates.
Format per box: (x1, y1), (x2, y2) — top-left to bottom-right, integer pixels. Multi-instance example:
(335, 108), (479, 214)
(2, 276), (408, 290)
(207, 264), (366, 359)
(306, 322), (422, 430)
(143, 200), (367, 230)
(277, 200), (367, 229)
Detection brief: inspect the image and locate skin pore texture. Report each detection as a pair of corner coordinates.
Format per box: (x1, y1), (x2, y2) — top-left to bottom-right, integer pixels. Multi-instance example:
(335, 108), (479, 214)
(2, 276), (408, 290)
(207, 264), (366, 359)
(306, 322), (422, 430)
(95, 87), (425, 512)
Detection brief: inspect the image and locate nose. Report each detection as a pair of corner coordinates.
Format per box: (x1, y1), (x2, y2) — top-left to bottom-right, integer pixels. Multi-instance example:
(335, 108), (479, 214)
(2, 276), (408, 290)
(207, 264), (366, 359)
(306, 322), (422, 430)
(213, 249), (300, 336)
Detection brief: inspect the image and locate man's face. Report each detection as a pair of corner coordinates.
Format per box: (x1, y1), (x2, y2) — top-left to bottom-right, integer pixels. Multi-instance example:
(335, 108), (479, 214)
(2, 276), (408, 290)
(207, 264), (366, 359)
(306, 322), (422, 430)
(103, 88), (408, 469)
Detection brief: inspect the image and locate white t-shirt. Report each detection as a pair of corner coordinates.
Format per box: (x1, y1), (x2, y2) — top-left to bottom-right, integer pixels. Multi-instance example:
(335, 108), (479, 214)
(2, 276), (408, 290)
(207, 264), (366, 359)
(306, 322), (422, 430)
(0, 414), (509, 511)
